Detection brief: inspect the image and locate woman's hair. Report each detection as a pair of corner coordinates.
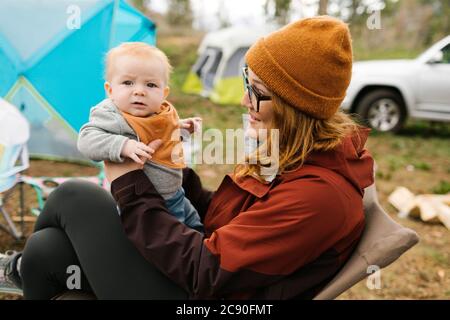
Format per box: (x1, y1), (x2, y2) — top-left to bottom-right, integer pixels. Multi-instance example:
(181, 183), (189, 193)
(234, 94), (360, 183)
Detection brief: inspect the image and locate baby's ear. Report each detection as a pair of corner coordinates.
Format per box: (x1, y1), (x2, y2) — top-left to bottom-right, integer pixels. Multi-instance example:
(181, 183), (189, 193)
(164, 86), (170, 99)
(104, 82), (112, 96)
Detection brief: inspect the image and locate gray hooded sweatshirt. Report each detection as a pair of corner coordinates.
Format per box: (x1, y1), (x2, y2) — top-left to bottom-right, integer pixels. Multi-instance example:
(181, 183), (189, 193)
(77, 99), (181, 199)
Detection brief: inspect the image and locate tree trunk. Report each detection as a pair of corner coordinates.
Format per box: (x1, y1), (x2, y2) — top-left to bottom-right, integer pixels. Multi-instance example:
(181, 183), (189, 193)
(318, 0), (328, 15)
(264, 0), (292, 26)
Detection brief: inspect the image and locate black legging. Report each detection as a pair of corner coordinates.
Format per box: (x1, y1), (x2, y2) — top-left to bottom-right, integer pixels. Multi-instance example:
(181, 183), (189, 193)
(20, 179), (188, 300)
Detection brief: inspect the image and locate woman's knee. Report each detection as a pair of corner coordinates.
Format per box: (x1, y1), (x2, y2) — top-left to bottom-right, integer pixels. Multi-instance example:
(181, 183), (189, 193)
(20, 228), (87, 299)
(21, 228), (77, 279)
(48, 180), (110, 205)
(45, 180), (116, 221)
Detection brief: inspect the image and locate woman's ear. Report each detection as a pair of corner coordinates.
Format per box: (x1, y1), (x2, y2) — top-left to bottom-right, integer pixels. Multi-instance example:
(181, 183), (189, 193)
(164, 86), (170, 99)
(104, 82), (112, 97)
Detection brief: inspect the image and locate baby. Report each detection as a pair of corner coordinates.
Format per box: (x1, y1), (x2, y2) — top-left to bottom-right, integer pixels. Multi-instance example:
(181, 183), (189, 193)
(78, 42), (203, 232)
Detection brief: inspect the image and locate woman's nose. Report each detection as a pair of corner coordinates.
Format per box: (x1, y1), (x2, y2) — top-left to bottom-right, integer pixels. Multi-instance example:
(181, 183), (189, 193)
(241, 91), (253, 110)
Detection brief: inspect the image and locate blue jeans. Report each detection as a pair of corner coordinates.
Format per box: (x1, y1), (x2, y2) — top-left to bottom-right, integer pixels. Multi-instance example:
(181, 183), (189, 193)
(165, 187), (203, 233)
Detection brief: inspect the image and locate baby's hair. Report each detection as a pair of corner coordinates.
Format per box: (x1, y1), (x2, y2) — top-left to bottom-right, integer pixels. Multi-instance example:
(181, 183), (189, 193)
(104, 42), (173, 83)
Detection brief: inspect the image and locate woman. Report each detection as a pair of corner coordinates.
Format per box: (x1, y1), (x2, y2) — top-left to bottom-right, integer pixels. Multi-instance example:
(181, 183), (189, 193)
(1, 16), (374, 299)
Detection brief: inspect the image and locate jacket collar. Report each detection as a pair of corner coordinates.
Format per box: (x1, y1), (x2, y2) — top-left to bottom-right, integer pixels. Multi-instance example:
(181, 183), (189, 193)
(227, 173), (275, 198)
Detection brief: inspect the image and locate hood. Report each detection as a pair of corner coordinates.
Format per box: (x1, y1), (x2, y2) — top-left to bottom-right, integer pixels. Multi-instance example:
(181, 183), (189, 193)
(353, 59), (415, 76)
(231, 127), (375, 198)
(303, 127), (374, 196)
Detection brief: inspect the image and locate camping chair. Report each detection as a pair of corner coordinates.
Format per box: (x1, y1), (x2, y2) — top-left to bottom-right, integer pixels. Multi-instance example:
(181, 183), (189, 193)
(0, 99), (30, 240)
(313, 182), (419, 299)
(0, 143), (29, 240)
(54, 177), (419, 300)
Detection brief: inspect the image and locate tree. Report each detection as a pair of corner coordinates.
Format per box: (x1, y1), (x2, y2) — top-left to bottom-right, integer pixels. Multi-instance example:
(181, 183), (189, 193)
(423, 0), (450, 44)
(264, 0), (292, 26)
(166, 0), (193, 27)
(318, 0), (328, 15)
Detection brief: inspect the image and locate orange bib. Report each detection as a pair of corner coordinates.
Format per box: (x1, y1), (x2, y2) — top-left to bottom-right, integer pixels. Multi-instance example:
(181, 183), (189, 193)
(121, 101), (185, 169)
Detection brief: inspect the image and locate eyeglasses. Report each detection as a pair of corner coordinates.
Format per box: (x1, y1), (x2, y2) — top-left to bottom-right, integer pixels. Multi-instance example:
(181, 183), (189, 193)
(242, 66), (271, 112)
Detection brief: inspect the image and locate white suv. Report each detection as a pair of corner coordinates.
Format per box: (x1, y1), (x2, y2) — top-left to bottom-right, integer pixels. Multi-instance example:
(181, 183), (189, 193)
(342, 36), (450, 132)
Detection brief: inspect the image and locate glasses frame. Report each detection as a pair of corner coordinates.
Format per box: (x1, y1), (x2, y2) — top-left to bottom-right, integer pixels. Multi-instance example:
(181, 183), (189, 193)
(242, 66), (271, 112)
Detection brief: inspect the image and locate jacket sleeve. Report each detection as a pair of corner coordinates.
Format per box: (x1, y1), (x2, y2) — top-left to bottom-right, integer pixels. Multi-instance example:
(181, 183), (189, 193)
(77, 107), (129, 162)
(112, 170), (350, 299)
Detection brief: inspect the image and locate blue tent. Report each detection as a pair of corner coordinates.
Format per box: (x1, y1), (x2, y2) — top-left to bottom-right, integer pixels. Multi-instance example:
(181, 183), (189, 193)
(0, 0), (156, 162)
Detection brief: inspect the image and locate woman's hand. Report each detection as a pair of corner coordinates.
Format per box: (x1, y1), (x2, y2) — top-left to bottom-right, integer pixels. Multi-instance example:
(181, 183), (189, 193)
(104, 139), (162, 183)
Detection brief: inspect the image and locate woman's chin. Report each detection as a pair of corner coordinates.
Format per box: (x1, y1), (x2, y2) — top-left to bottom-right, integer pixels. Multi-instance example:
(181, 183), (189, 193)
(246, 126), (259, 139)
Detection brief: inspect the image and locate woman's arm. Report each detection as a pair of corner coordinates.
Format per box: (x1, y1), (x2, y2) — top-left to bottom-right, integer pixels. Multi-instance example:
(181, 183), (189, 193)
(107, 162), (351, 299)
(110, 169), (281, 299)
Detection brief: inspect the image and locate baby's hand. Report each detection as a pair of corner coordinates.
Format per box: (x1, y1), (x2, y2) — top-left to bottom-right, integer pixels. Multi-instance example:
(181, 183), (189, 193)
(179, 117), (202, 134)
(121, 139), (154, 165)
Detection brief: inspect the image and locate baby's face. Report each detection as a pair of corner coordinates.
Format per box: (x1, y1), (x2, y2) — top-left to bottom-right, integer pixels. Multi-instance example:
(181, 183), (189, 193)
(105, 54), (169, 117)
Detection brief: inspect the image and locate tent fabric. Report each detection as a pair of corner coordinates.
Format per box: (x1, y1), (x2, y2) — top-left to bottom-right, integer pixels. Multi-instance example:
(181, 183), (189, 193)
(182, 26), (276, 105)
(0, 0), (156, 162)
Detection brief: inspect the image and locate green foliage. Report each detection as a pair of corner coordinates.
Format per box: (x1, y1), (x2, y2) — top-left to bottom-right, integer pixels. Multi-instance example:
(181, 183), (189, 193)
(413, 162), (432, 171)
(432, 181), (450, 195)
(419, 0), (450, 45)
(386, 155), (406, 172)
(352, 46), (423, 61)
(161, 42), (198, 91)
(376, 170), (392, 181)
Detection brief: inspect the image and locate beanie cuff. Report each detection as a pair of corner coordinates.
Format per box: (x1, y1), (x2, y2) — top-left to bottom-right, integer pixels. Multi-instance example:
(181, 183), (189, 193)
(246, 39), (346, 120)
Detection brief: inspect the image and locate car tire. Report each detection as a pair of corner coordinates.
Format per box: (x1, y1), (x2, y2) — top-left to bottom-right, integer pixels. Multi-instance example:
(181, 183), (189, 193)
(355, 89), (407, 133)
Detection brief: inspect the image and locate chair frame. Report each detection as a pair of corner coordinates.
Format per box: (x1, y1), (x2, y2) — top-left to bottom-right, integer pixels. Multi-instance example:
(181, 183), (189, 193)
(0, 180), (25, 240)
(0, 144), (29, 240)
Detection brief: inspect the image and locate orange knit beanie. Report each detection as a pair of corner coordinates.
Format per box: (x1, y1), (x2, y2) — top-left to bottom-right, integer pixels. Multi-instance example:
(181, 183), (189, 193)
(245, 16), (353, 120)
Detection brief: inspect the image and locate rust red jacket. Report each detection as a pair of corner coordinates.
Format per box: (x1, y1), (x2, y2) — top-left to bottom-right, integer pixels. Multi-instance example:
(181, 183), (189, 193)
(111, 128), (374, 299)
